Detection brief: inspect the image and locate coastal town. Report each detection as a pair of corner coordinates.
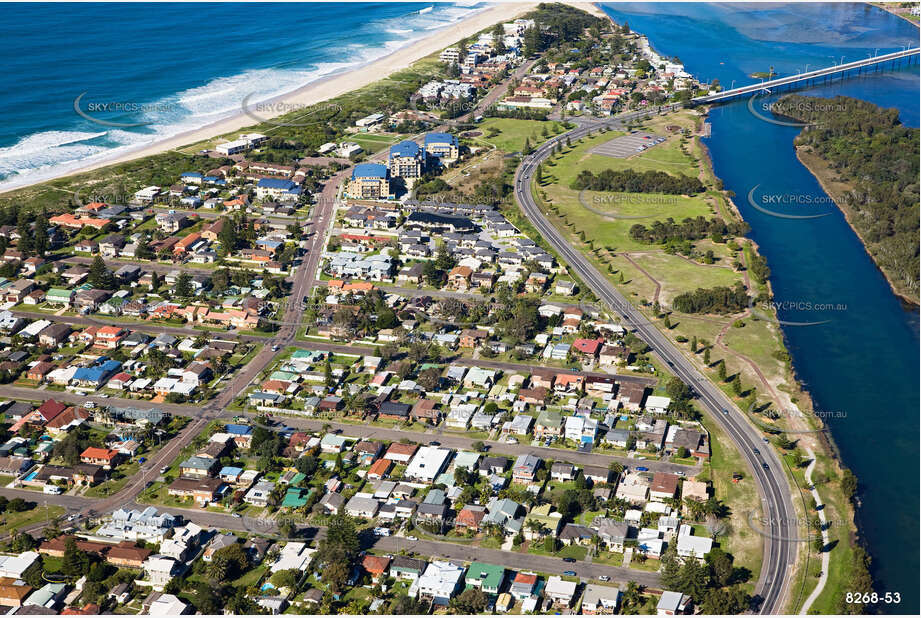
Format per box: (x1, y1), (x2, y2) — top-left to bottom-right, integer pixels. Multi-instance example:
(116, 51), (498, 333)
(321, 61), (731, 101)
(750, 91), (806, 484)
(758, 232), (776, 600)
(0, 1), (906, 616)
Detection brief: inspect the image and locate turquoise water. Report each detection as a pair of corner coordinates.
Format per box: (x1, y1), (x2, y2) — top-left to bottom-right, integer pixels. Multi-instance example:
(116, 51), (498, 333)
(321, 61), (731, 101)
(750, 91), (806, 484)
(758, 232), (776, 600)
(23, 470), (38, 482)
(600, 2), (919, 612)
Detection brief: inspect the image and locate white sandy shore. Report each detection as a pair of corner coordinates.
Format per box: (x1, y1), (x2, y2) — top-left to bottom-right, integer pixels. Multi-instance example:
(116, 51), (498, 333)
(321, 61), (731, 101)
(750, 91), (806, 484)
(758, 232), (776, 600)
(1, 2), (549, 194)
(2, 2), (612, 195)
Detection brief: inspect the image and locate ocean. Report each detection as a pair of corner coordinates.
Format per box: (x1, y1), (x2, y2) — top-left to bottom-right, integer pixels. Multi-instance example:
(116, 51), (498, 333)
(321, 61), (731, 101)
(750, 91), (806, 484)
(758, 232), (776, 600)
(598, 2), (920, 612)
(0, 1), (485, 189)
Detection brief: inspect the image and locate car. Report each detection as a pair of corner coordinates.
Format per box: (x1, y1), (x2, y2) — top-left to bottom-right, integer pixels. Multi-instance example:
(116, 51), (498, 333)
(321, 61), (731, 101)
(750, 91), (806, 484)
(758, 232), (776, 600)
(145, 481), (154, 488)
(139, 457), (146, 463)
(506, 437), (518, 444)
(271, 345), (280, 351)
(636, 466), (649, 472)
(231, 513), (242, 518)
(406, 536), (418, 541)
(599, 575), (611, 582)
(762, 463), (770, 470)
(563, 570), (577, 577)
(428, 441), (440, 446)
(753, 448), (760, 454)
(677, 471), (685, 476)
(763, 437), (770, 443)
(722, 408), (729, 415)
(562, 557), (576, 563)
(160, 466), (169, 474)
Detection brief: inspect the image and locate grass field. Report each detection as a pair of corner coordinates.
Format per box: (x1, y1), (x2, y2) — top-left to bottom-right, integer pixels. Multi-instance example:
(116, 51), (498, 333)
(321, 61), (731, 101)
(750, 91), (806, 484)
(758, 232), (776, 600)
(0, 505), (65, 536)
(704, 421), (764, 590)
(476, 118), (568, 153)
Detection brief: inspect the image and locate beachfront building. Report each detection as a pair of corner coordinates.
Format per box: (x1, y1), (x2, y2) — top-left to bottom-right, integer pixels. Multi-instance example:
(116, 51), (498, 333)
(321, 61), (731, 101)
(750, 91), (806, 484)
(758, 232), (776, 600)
(216, 133), (267, 156)
(388, 141), (424, 180)
(255, 178), (302, 201)
(424, 132), (459, 164)
(345, 163), (391, 200)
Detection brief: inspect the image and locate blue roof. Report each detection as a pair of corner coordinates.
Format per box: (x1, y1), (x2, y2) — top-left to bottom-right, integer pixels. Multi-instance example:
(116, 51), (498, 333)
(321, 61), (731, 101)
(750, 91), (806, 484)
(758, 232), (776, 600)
(389, 140), (420, 159)
(256, 239), (283, 249)
(257, 178), (297, 190)
(352, 163), (387, 179)
(181, 172), (202, 178)
(74, 360), (122, 383)
(226, 424), (253, 435)
(425, 132), (458, 147)
(220, 466), (243, 476)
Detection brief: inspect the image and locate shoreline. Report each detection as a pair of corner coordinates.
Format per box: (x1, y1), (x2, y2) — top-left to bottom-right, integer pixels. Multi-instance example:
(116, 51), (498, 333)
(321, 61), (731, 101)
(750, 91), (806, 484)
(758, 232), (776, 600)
(794, 145), (919, 307)
(0, 1), (538, 196)
(868, 1), (921, 27)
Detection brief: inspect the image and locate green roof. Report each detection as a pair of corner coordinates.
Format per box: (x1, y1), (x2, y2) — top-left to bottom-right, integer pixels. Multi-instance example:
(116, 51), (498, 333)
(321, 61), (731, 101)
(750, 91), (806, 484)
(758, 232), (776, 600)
(537, 409), (563, 428)
(281, 487), (310, 508)
(465, 562), (506, 591)
(269, 370), (298, 382)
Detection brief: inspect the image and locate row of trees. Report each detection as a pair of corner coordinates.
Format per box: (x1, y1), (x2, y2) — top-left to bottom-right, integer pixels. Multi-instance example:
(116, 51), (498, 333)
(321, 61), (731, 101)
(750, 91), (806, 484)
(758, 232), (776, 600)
(660, 545), (751, 614)
(572, 169), (705, 195)
(672, 281), (749, 315)
(629, 216), (750, 245)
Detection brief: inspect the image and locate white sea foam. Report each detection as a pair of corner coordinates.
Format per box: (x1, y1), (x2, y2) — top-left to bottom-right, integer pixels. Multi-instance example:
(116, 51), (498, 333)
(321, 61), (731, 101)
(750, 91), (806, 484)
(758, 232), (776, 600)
(0, 2), (487, 190)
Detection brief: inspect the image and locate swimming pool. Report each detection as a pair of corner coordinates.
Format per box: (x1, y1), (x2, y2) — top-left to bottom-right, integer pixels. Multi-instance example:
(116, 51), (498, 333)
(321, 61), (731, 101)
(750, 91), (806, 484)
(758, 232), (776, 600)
(22, 470), (37, 482)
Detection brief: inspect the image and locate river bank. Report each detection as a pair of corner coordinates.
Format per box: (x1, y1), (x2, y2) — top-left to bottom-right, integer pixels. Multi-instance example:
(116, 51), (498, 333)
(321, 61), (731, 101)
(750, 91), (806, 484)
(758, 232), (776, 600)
(794, 145), (919, 307)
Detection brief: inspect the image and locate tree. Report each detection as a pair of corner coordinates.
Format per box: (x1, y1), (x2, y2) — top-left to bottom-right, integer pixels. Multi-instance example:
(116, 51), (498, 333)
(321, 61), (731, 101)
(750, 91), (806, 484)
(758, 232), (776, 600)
(62, 537), (91, 576)
(706, 547), (734, 587)
(840, 469), (858, 502)
(691, 335), (698, 352)
(417, 367), (441, 391)
(703, 347), (711, 365)
(191, 582), (221, 615)
(33, 213), (49, 257)
(207, 542), (249, 581)
(731, 374), (742, 396)
(88, 255), (115, 289)
(389, 594), (429, 614)
(450, 588), (489, 614)
(701, 586), (750, 614)
(315, 513), (360, 593)
(174, 272), (193, 298)
(659, 545), (682, 589)
(716, 359), (726, 381)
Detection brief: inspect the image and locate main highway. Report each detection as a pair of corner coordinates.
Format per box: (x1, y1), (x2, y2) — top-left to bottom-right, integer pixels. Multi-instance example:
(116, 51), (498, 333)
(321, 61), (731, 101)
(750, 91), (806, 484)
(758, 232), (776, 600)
(513, 114), (796, 613)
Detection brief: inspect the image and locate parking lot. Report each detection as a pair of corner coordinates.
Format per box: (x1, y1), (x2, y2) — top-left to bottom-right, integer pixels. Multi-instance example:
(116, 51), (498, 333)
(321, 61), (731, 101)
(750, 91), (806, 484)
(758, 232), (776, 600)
(590, 132), (666, 158)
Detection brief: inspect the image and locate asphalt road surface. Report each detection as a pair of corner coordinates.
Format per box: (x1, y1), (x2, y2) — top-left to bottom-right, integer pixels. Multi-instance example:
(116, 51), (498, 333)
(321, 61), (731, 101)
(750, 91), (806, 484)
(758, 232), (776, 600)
(513, 109), (796, 613)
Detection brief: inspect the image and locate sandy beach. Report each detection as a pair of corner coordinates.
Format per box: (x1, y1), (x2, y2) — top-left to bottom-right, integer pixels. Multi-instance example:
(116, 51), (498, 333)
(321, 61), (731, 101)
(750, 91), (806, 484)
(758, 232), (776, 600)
(0, 2), (558, 195)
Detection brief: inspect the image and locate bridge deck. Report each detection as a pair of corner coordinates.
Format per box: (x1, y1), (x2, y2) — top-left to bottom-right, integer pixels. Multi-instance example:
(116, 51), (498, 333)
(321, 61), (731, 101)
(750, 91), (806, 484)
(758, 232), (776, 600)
(693, 47), (919, 103)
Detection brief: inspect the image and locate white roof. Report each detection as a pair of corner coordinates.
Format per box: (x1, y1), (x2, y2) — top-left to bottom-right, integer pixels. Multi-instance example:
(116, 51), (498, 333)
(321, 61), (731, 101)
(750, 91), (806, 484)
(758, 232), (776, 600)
(404, 446), (452, 482)
(545, 575), (577, 599)
(0, 551), (39, 578)
(646, 395), (671, 409)
(149, 594), (188, 615)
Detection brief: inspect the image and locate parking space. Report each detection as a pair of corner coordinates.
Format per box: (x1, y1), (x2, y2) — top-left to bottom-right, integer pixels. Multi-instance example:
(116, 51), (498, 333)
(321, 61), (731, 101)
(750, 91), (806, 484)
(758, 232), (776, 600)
(590, 132), (666, 158)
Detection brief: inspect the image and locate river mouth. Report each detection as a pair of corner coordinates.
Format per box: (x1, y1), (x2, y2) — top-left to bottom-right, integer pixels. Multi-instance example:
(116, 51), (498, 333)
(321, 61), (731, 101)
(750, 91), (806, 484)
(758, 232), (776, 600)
(600, 2), (920, 612)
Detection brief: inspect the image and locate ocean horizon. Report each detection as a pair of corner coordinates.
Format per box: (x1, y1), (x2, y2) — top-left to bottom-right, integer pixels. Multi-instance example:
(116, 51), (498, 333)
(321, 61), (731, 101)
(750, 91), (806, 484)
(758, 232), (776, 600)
(0, 1), (485, 189)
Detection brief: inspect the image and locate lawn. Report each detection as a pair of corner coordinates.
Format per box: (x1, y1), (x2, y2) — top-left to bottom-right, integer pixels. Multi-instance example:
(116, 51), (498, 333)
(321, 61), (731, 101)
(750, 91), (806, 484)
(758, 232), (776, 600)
(476, 118), (568, 154)
(704, 420), (764, 592)
(0, 505), (65, 536)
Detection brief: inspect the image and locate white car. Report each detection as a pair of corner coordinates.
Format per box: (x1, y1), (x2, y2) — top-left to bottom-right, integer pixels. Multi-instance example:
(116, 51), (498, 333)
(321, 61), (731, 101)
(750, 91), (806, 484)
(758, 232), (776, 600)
(406, 535), (418, 541)
(599, 575), (611, 582)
